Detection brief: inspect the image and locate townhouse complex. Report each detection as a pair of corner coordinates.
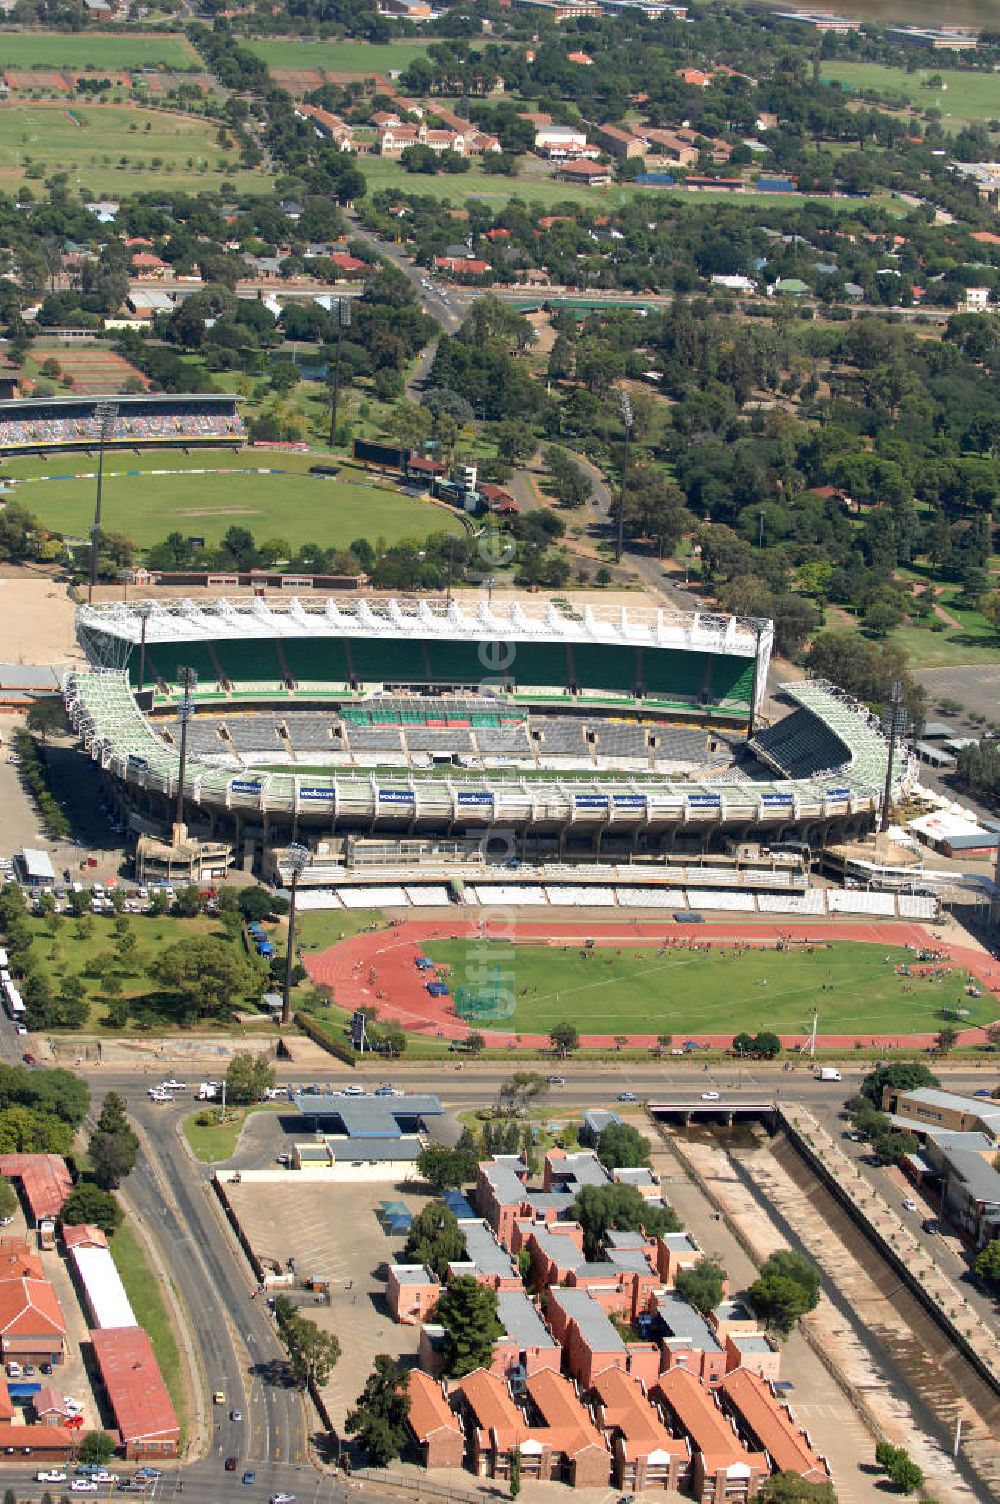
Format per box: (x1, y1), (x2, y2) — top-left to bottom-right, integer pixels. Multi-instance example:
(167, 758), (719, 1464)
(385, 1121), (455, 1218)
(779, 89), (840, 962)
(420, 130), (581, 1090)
(390, 1142), (830, 1500)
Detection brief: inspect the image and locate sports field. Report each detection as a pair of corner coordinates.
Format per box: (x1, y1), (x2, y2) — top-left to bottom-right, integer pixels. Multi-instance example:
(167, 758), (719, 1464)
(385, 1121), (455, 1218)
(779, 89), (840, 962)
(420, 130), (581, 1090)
(13, 460), (465, 550)
(421, 938), (986, 1038)
(245, 37), (430, 75)
(0, 31), (198, 70)
(821, 62), (1000, 124)
(0, 102), (256, 194)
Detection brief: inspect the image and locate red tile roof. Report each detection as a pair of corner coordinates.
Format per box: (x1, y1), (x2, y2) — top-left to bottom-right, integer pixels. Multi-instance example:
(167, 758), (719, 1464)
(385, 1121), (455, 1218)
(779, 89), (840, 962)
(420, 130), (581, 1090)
(0, 1156), (72, 1223)
(0, 1383), (12, 1422)
(0, 1424), (74, 1451)
(0, 1236), (43, 1281)
(407, 1370), (463, 1443)
(62, 1225), (107, 1251)
(656, 1369), (765, 1476)
(721, 1369), (829, 1481)
(0, 1277), (65, 1338)
(90, 1327), (179, 1446)
(590, 1367), (688, 1461)
(457, 1368), (529, 1452)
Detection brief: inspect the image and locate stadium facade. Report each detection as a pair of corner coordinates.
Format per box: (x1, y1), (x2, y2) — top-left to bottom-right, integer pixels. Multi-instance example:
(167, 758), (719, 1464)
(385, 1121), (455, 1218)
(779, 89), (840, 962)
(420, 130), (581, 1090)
(66, 595), (912, 871)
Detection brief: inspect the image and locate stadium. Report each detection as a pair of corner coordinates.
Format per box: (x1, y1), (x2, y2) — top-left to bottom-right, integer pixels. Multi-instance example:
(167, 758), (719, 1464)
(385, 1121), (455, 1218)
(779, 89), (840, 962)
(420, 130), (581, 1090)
(0, 393), (244, 456)
(65, 594), (915, 895)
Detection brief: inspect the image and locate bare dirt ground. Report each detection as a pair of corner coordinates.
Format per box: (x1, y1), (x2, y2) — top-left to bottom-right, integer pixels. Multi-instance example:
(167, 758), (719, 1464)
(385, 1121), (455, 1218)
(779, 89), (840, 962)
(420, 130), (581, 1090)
(0, 576), (84, 666)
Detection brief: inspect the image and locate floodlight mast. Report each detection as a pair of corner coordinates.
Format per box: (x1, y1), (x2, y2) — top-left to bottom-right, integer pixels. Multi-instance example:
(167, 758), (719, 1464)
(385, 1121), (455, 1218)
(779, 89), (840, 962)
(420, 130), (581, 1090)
(282, 842), (310, 1025)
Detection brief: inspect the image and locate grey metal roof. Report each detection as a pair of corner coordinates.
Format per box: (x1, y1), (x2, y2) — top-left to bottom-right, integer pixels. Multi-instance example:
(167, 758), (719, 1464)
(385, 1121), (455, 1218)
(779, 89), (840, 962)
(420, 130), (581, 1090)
(583, 1110), (620, 1136)
(661, 1232), (699, 1254)
(609, 1249), (653, 1274)
(391, 1264), (434, 1284)
(606, 1229), (646, 1250)
(898, 1088), (1000, 1132)
(497, 1291), (559, 1350)
(531, 1228), (586, 1269)
(326, 1135), (422, 1161)
(481, 1161), (528, 1207)
(731, 1334), (771, 1353)
(614, 1167), (656, 1187)
(552, 1288), (626, 1351)
(292, 1092), (443, 1138)
(657, 1293), (722, 1353)
(548, 1153), (611, 1190)
(0, 664), (62, 690)
(455, 1220), (517, 1280)
(942, 1145), (1000, 1207)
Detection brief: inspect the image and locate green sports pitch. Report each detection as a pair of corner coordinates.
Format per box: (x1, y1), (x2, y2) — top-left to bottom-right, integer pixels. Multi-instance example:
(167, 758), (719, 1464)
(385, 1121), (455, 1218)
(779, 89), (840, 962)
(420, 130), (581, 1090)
(9, 453), (466, 550)
(821, 62), (1000, 125)
(421, 939), (988, 1038)
(0, 30), (199, 70)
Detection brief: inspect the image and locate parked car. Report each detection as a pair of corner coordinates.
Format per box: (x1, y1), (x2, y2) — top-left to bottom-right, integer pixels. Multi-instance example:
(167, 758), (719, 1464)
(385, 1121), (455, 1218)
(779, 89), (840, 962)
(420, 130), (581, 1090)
(37, 1473), (67, 1485)
(901, 1198), (918, 1213)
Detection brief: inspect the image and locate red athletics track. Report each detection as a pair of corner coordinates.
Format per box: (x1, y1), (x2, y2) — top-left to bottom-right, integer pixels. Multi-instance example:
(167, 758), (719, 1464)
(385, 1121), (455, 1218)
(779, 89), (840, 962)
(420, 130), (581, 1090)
(303, 918), (1000, 1050)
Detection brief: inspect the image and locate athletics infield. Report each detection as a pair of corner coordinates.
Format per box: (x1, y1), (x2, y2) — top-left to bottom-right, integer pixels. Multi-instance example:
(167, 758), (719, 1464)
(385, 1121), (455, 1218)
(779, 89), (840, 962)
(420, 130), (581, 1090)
(303, 917), (1000, 1050)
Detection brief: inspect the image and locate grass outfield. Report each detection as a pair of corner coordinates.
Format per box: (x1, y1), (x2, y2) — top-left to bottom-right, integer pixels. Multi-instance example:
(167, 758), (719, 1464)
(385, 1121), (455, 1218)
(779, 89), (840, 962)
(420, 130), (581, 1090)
(421, 938), (989, 1036)
(14, 463), (466, 549)
(246, 37), (430, 74)
(821, 62), (1000, 124)
(0, 30), (198, 69)
(0, 102), (264, 194)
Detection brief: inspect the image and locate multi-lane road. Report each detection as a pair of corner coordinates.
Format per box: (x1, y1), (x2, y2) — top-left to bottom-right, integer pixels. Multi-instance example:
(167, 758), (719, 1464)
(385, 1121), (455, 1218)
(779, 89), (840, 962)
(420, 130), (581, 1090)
(2, 1037), (997, 1502)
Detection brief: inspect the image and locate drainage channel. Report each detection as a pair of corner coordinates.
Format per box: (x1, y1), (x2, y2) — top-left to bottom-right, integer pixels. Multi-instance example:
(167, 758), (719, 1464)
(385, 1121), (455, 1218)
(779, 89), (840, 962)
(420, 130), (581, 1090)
(730, 1131), (999, 1501)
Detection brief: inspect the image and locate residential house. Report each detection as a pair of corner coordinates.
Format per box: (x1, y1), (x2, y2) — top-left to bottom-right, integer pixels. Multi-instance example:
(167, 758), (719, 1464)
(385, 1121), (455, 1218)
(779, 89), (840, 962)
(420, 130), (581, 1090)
(0, 1277), (66, 1366)
(567, 50), (594, 64)
(654, 1368), (767, 1504)
(449, 1219), (522, 1292)
(546, 1287), (628, 1386)
(433, 257), (492, 281)
(388, 1264), (441, 1325)
(493, 1289), (562, 1377)
(651, 1292), (727, 1388)
(589, 1367), (689, 1493)
(677, 67), (713, 87)
(406, 1370), (465, 1468)
(655, 1231), (703, 1288)
(721, 1369), (830, 1484)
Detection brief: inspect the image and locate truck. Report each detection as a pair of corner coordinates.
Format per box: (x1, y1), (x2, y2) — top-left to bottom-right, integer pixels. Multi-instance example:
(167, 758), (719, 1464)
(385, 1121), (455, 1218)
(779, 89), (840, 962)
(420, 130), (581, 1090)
(815, 1067), (842, 1082)
(197, 1082), (221, 1101)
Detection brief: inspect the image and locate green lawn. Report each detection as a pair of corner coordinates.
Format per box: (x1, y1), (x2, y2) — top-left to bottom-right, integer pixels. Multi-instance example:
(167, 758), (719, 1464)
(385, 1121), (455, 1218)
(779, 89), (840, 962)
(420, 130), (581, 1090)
(891, 603), (1000, 669)
(0, 101), (264, 195)
(0, 30), (198, 69)
(110, 1223), (185, 1430)
(246, 37), (430, 75)
(25, 911), (253, 1031)
(422, 938), (989, 1037)
(821, 61), (1000, 124)
(182, 1102), (282, 1163)
(13, 461), (465, 550)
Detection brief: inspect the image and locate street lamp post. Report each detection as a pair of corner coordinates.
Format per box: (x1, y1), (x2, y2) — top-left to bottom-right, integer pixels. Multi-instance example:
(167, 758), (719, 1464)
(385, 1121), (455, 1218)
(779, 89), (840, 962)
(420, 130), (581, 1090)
(328, 299), (352, 450)
(282, 842), (310, 1026)
(88, 400), (119, 605)
(616, 390), (633, 566)
(174, 666), (198, 830)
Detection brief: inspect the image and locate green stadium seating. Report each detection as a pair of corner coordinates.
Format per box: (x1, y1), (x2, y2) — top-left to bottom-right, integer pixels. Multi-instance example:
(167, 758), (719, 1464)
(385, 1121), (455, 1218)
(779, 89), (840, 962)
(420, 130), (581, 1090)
(213, 638), (286, 688)
(350, 637), (427, 685)
(573, 643), (637, 695)
(136, 641), (221, 691)
(512, 642), (570, 690)
(284, 638), (351, 686)
(712, 658), (755, 706)
(425, 641), (494, 685)
(641, 648), (707, 701)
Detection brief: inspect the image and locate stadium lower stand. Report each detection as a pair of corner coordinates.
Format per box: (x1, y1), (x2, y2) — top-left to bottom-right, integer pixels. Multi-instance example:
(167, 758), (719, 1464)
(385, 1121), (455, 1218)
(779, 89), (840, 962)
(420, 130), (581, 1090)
(0, 393), (244, 456)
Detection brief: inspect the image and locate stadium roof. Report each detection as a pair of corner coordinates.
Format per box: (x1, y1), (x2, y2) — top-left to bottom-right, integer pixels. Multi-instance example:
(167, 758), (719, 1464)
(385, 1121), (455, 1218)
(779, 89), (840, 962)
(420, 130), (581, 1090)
(0, 393), (241, 411)
(76, 594), (768, 659)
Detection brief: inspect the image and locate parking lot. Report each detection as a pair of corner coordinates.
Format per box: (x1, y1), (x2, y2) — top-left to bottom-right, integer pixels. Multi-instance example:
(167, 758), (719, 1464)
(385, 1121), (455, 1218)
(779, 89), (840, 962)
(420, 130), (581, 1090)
(224, 1179), (429, 1434)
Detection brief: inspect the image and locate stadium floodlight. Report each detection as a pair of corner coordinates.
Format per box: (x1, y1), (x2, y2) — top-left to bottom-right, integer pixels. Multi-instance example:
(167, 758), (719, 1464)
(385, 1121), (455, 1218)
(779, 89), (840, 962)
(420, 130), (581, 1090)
(328, 298), (353, 451)
(174, 666), (198, 829)
(879, 679), (906, 835)
(616, 390), (633, 565)
(282, 841), (310, 1025)
(88, 401), (119, 606)
(135, 602), (154, 694)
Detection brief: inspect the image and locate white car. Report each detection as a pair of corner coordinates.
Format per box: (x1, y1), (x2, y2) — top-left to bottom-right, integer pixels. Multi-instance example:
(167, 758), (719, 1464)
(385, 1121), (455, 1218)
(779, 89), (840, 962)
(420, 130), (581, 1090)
(902, 1198), (918, 1213)
(700, 1091), (721, 1102)
(161, 1079), (185, 1091)
(342, 1084), (365, 1096)
(71, 1482), (98, 1493)
(37, 1472), (67, 1484)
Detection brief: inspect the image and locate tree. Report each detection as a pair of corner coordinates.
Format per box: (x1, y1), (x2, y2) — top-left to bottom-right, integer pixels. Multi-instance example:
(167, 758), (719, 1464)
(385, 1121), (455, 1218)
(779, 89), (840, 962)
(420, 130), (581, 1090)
(860, 1062), (938, 1107)
(675, 1258), (726, 1315)
(346, 1354), (411, 1466)
(436, 1275), (502, 1377)
(403, 1203), (466, 1278)
(151, 937), (261, 1020)
(508, 1447), (521, 1500)
(416, 1144), (476, 1195)
(225, 1051), (275, 1106)
(934, 1024), (959, 1054)
(79, 1432), (115, 1465)
(596, 1123), (651, 1172)
(25, 699), (67, 743)
(759, 1475), (838, 1504)
(550, 1022), (579, 1057)
(466, 1032), (485, 1056)
(572, 1183), (680, 1260)
(96, 1092), (131, 1137)
(238, 887), (288, 923)
(89, 1131), (137, 1190)
(753, 1031), (782, 1060)
(974, 1238), (1000, 1287)
(279, 1312), (341, 1390)
(875, 1443), (923, 1494)
(61, 1184), (122, 1235)
(0, 1179), (17, 1222)
(747, 1249), (821, 1335)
